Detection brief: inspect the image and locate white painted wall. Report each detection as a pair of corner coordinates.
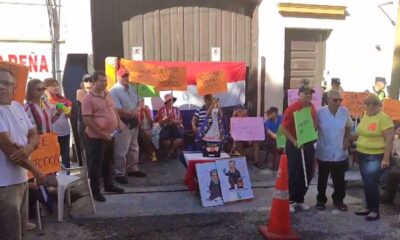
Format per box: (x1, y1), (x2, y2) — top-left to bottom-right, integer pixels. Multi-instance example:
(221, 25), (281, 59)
(0, 0), (93, 80)
(258, 0), (399, 112)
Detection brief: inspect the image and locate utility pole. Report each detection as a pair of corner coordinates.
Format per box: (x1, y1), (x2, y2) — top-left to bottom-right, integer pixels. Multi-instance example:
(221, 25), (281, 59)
(46, 0), (61, 83)
(390, 1), (400, 99)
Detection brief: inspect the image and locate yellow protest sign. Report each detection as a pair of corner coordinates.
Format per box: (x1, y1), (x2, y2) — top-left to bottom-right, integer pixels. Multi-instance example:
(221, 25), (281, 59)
(105, 57), (118, 90)
(196, 70), (227, 96)
(156, 66), (187, 91)
(0, 61), (29, 104)
(120, 58), (159, 86)
(383, 98), (400, 121)
(28, 133), (61, 179)
(342, 92), (369, 117)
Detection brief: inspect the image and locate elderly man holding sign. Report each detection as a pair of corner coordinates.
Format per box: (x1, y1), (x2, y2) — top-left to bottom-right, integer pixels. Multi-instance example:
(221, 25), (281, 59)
(315, 89), (352, 211)
(281, 84), (318, 213)
(0, 68), (46, 240)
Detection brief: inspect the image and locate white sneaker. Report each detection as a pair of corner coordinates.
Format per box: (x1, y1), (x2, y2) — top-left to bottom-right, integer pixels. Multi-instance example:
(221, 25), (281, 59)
(289, 203), (296, 213)
(296, 203), (310, 211)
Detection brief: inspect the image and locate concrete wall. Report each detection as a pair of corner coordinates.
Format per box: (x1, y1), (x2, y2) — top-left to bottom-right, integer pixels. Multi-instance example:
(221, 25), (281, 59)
(258, 0), (399, 112)
(0, 0), (93, 80)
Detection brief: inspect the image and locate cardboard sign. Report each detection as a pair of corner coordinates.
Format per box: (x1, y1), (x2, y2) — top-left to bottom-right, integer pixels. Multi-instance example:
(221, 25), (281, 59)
(288, 88), (322, 109)
(342, 92), (369, 117)
(132, 83), (159, 97)
(276, 127), (286, 149)
(120, 58), (159, 86)
(28, 133), (61, 178)
(230, 117), (265, 141)
(105, 57), (117, 90)
(294, 107), (318, 146)
(0, 61), (29, 104)
(383, 98), (400, 121)
(156, 66), (187, 91)
(196, 70), (228, 96)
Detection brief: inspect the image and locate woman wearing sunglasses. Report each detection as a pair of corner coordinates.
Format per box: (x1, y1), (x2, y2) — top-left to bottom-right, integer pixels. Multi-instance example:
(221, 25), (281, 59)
(354, 94), (394, 220)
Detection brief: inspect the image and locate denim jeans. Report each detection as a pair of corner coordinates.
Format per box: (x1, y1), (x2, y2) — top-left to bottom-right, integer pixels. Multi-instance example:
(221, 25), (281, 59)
(357, 151), (383, 212)
(58, 135), (70, 168)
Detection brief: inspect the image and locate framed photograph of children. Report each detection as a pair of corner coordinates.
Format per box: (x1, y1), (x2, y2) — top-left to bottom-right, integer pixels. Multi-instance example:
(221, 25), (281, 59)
(196, 162), (224, 207)
(215, 157), (254, 203)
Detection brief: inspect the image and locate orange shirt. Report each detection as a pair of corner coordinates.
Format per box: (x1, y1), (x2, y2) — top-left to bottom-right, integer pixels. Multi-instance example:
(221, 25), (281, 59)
(281, 100), (317, 140)
(81, 91), (119, 138)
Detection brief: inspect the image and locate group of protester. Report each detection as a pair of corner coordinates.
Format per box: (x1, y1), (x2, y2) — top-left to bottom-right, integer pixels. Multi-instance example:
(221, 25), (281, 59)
(281, 78), (399, 222)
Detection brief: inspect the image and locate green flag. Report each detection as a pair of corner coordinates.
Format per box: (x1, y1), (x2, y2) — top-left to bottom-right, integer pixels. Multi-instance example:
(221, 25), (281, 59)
(131, 83), (159, 97)
(276, 127), (286, 149)
(293, 107), (318, 147)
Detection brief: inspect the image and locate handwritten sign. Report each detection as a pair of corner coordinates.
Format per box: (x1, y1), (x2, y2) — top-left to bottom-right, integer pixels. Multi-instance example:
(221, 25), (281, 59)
(342, 92), (369, 117)
(0, 60), (29, 104)
(28, 133), (61, 178)
(294, 107), (317, 146)
(383, 99), (400, 121)
(230, 117), (265, 141)
(196, 70), (228, 96)
(120, 58), (159, 86)
(156, 66), (187, 91)
(287, 88), (322, 109)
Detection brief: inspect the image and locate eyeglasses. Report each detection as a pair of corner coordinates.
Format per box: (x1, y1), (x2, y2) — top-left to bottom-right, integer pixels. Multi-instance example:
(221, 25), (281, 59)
(365, 102), (380, 106)
(36, 87), (46, 92)
(0, 80), (14, 87)
(332, 98), (343, 103)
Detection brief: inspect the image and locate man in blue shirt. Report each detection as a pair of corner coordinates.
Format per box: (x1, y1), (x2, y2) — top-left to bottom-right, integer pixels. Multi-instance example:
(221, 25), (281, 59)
(264, 107), (282, 139)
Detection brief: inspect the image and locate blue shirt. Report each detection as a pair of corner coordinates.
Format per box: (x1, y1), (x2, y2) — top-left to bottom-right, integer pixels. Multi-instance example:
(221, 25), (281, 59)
(264, 115), (282, 134)
(110, 82), (141, 111)
(315, 106), (352, 162)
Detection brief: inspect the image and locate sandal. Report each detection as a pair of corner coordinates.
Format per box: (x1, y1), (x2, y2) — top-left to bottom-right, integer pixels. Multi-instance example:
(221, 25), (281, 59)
(254, 163), (265, 169)
(334, 202), (348, 211)
(315, 202), (325, 211)
(354, 209), (370, 216)
(366, 212), (380, 221)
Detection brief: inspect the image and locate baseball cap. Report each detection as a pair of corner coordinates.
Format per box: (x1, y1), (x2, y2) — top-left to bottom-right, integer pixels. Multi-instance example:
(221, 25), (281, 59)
(298, 85), (315, 94)
(81, 73), (92, 82)
(265, 107), (278, 115)
(331, 78), (341, 85)
(117, 68), (129, 77)
(375, 77), (386, 84)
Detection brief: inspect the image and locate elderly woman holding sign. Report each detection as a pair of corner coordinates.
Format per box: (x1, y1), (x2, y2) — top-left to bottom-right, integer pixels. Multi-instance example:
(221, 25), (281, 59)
(281, 85), (318, 213)
(353, 94), (394, 221)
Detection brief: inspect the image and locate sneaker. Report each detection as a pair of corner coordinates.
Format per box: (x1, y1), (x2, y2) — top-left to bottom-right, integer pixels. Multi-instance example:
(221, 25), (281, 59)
(315, 202), (325, 211)
(26, 222), (36, 230)
(289, 202), (296, 213)
(115, 176), (129, 185)
(334, 202), (348, 211)
(127, 171), (147, 177)
(295, 203), (310, 211)
(93, 193), (106, 202)
(104, 186), (124, 193)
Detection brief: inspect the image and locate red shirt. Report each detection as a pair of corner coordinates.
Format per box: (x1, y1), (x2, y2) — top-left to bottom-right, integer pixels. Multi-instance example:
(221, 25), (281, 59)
(156, 106), (182, 127)
(281, 100), (317, 140)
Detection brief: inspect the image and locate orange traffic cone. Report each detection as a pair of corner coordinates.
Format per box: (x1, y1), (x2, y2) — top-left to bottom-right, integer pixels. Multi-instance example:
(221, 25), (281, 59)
(259, 154), (301, 239)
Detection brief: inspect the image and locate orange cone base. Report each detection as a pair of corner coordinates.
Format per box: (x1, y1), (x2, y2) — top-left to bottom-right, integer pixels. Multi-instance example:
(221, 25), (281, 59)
(259, 225), (301, 240)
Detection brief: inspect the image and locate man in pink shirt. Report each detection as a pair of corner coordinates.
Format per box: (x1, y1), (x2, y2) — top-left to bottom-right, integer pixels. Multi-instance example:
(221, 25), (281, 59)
(82, 71), (124, 202)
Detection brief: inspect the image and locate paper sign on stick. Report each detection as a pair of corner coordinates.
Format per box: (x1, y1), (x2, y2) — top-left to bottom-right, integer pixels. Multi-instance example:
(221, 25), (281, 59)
(294, 107), (317, 147)
(28, 133), (61, 179)
(0, 61), (29, 104)
(156, 66), (187, 91)
(120, 58), (159, 86)
(276, 127), (286, 149)
(230, 117), (265, 141)
(196, 70), (228, 96)
(287, 88), (322, 109)
(132, 83), (159, 97)
(383, 99), (400, 121)
(342, 92), (369, 117)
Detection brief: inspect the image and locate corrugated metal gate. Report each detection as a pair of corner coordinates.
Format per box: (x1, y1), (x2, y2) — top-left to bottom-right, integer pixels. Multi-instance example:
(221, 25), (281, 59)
(91, 0), (260, 113)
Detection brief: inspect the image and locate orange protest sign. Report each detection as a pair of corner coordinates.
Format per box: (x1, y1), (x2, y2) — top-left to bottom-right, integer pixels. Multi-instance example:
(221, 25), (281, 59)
(28, 133), (61, 179)
(196, 70), (227, 96)
(342, 92), (369, 117)
(0, 61), (29, 104)
(383, 98), (400, 121)
(156, 66), (187, 91)
(120, 58), (159, 86)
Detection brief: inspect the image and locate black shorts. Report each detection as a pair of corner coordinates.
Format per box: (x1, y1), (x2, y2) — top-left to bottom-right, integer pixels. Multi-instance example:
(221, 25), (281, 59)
(159, 125), (184, 141)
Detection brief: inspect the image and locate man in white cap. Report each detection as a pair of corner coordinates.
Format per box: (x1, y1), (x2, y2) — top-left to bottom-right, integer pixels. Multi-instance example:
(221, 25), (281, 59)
(156, 93), (184, 161)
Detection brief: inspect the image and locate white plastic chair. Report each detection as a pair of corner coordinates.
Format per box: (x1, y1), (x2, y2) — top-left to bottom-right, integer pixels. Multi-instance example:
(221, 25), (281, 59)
(56, 165), (96, 222)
